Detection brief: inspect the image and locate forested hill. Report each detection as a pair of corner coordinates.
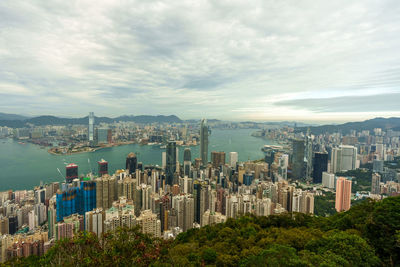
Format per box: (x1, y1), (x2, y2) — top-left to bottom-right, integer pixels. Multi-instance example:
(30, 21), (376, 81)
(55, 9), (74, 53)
(296, 117), (400, 135)
(7, 196), (400, 266)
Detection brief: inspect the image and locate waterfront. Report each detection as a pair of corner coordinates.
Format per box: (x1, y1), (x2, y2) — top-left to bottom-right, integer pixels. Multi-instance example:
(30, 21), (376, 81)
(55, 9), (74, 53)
(0, 128), (276, 191)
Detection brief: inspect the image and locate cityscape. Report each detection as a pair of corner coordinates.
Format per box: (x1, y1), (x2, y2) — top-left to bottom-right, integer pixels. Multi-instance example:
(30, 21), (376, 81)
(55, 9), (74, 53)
(1, 0), (400, 266)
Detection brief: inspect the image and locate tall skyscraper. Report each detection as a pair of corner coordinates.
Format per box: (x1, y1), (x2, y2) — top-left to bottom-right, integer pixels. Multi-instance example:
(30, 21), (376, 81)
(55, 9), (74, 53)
(183, 148), (191, 177)
(371, 173), (381, 194)
(166, 141), (177, 186)
(312, 152), (328, 183)
(335, 177), (352, 212)
(126, 152), (137, 175)
(200, 119), (209, 166)
(98, 159), (108, 177)
(66, 163), (78, 183)
(229, 152), (238, 168)
(331, 145), (357, 173)
(292, 139), (305, 180)
(88, 112), (95, 146)
(211, 151), (226, 168)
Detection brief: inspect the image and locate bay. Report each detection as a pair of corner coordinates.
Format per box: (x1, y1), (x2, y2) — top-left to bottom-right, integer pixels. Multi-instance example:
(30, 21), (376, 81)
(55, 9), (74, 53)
(0, 128), (275, 191)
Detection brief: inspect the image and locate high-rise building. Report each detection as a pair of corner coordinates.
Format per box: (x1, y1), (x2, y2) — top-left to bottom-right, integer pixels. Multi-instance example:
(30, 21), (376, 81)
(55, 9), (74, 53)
(312, 152), (328, 183)
(96, 128), (109, 144)
(126, 153), (137, 175)
(331, 145), (357, 173)
(85, 209), (105, 238)
(322, 172), (335, 189)
(88, 112), (95, 146)
(66, 163), (78, 184)
(229, 152), (238, 168)
(292, 139), (305, 180)
(183, 148), (192, 177)
(371, 173), (381, 195)
(200, 119), (209, 166)
(335, 177), (352, 212)
(304, 128), (313, 181)
(136, 210), (161, 238)
(95, 175), (116, 210)
(166, 141), (176, 186)
(211, 151), (225, 168)
(372, 159), (383, 173)
(98, 159), (108, 177)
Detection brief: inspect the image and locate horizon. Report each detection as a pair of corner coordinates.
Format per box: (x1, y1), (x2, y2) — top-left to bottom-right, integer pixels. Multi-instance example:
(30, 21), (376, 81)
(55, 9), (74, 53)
(0, 1), (400, 121)
(2, 111), (400, 125)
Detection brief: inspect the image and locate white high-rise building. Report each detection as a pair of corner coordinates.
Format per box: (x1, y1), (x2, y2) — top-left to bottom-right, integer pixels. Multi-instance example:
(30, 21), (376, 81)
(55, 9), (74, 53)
(322, 172), (335, 189)
(229, 152), (238, 168)
(331, 145), (357, 173)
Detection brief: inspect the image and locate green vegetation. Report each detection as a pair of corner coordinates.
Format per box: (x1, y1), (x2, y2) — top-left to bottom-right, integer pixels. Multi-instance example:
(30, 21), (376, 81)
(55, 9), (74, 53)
(336, 169), (372, 193)
(314, 191), (336, 217)
(385, 156), (400, 170)
(4, 196), (400, 267)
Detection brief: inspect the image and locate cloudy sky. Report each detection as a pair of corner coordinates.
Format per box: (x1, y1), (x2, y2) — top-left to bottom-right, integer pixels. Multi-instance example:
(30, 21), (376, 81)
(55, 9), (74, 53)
(0, 0), (399, 122)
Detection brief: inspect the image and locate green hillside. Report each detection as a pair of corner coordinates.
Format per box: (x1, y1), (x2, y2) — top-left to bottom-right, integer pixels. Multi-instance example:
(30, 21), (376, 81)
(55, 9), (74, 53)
(4, 196), (400, 267)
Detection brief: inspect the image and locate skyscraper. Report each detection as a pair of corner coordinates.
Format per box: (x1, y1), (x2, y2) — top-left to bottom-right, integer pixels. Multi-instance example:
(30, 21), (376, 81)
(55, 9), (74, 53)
(88, 112), (95, 146)
(200, 119), (209, 166)
(183, 148), (191, 177)
(335, 177), (352, 212)
(166, 141), (177, 186)
(211, 151), (226, 168)
(292, 139), (305, 180)
(371, 173), (381, 194)
(229, 152), (238, 168)
(66, 163), (78, 184)
(98, 159), (108, 177)
(126, 152), (137, 175)
(312, 152), (328, 183)
(331, 145), (357, 173)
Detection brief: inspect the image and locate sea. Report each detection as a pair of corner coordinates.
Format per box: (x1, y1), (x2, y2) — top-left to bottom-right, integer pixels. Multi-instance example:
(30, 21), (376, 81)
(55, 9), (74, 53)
(0, 128), (275, 191)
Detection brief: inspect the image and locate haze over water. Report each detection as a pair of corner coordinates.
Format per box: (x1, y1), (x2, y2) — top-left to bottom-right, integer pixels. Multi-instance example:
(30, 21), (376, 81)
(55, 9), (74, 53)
(0, 128), (275, 191)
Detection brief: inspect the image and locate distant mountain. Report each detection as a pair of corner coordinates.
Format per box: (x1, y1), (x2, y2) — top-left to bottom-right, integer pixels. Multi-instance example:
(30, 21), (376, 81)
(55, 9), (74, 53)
(296, 117), (400, 134)
(0, 112), (30, 121)
(0, 114), (182, 127)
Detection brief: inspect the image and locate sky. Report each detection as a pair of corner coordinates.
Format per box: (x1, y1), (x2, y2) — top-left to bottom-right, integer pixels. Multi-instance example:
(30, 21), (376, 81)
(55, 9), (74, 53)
(0, 0), (399, 123)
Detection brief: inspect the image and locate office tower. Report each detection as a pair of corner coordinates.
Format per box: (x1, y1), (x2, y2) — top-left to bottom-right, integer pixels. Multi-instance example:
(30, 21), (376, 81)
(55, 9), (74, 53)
(95, 175), (116, 210)
(229, 152), (238, 168)
(243, 173), (254, 186)
(340, 145), (357, 171)
(373, 159), (383, 173)
(200, 119), (209, 166)
(335, 177), (352, 212)
(331, 145), (357, 173)
(166, 141), (177, 186)
(371, 173), (381, 194)
(292, 139), (305, 180)
(85, 209), (105, 238)
(162, 152), (167, 169)
(126, 152), (137, 175)
(66, 163), (78, 183)
(34, 188), (46, 205)
(211, 151), (226, 168)
(136, 210), (161, 238)
(88, 112), (95, 146)
(322, 172), (335, 189)
(98, 159), (108, 177)
(183, 148), (191, 162)
(304, 128), (313, 180)
(96, 128), (109, 144)
(313, 152), (328, 183)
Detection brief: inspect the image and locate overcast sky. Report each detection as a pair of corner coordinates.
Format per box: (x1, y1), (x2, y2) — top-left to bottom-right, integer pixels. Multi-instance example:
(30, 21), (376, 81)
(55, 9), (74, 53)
(0, 0), (399, 122)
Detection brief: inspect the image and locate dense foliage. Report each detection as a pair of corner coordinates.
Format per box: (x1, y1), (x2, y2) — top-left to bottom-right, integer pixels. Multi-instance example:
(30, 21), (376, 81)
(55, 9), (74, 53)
(4, 196), (400, 267)
(314, 191), (336, 217)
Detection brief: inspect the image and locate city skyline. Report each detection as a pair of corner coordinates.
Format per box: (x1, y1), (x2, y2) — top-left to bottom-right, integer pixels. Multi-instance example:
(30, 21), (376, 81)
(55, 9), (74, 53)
(0, 0), (400, 122)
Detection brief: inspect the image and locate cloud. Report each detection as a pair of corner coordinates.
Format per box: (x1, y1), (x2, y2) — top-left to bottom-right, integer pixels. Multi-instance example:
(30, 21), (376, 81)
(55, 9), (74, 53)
(0, 0), (399, 121)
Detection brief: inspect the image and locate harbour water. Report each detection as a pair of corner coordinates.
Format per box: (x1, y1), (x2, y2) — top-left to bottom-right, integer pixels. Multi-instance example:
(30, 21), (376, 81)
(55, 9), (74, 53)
(0, 128), (276, 191)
